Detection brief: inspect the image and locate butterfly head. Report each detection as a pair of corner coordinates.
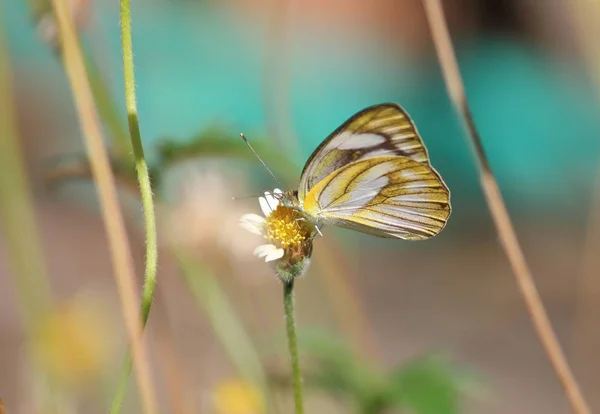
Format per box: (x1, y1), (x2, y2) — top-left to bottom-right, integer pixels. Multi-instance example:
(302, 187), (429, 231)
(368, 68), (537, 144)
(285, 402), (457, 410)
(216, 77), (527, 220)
(277, 189), (327, 232)
(275, 189), (299, 207)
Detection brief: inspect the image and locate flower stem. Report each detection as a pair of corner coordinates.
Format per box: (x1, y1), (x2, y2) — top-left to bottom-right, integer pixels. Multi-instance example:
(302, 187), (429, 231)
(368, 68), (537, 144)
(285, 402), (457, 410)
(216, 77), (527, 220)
(109, 0), (159, 412)
(119, 0), (158, 331)
(283, 279), (304, 414)
(50, 0), (157, 411)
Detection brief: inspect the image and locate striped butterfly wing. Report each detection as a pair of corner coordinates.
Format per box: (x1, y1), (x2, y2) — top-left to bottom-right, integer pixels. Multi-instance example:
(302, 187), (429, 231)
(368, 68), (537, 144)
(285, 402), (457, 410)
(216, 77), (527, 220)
(298, 103), (431, 202)
(302, 156), (450, 240)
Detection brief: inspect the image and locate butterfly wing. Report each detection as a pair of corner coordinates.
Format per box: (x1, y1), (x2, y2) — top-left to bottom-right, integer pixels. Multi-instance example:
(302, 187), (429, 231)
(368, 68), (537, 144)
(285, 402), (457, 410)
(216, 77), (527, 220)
(298, 103), (431, 202)
(302, 156), (450, 240)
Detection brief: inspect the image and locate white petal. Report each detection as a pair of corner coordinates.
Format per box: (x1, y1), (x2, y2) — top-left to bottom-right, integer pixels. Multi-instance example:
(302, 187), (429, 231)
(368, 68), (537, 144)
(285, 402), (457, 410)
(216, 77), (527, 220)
(264, 192), (279, 211)
(259, 196), (273, 216)
(239, 214), (266, 236)
(264, 247), (284, 262)
(254, 244), (277, 258)
(273, 188), (283, 194)
(253, 244), (285, 262)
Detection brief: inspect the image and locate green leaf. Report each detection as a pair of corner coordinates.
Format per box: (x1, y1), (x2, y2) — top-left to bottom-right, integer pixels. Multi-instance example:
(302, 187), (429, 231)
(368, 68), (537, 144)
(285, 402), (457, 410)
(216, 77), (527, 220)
(295, 329), (382, 405)
(387, 355), (462, 414)
(43, 151), (157, 192)
(156, 124), (300, 182)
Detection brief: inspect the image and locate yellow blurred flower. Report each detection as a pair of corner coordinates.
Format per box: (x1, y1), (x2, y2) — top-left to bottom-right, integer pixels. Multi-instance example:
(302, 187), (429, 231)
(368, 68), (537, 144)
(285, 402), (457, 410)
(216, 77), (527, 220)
(212, 379), (265, 414)
(30, 293), (117, 388)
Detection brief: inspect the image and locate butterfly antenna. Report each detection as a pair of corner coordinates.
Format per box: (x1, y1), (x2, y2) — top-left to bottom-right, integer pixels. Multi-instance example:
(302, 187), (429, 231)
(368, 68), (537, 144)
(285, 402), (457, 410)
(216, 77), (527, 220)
(239, 133), (283, 188)
(231, 194), (261, 201)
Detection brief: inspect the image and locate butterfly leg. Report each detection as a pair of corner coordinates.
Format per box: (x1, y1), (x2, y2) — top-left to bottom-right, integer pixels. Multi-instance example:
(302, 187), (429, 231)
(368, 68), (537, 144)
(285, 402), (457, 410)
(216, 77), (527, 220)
(296, 217), (323, 239)
(315, 225), (323, 238)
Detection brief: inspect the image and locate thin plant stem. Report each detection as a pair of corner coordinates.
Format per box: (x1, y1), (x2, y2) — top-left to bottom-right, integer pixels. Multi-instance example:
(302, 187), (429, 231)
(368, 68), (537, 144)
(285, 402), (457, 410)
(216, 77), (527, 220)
(120, 0), (159, 329)
(262, 0), (297, 153)
(153, 295), (194, 414)
(283, 279), (304, 414)
(176, 253), (273, 408)
(24, 0), (131, 155)
(108, 0), (160, 411)
(422, 1), (591, 413)
(1, 26), (61, 406)
(109, 358), (135, 414)
(317, 242), (381, 363)
(84, 52), (131, 156)
(261, 0), (379, 361)
(566, 0), (600, 396)
(262, 5), (381, 362)
(0, 13), (52, 330)
(50, 0), (158, 413)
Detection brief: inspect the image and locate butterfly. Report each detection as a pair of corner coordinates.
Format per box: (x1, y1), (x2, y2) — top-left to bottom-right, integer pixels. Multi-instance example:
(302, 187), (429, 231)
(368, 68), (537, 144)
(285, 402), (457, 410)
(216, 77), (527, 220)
(274, 102), (451, 241)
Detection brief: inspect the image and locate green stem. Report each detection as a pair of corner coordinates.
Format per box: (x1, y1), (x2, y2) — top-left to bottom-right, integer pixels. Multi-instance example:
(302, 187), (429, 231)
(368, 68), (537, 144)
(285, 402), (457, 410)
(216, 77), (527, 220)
(120, 0), (158, 331)
(283, 279), (304, 414)
(0, 7), (52, 330)
(176, 254), (270, 398)
(109, 0), (159, 412)
(26, 0), (130, 157)
(84, 53), (131, 156)
(1, 13), (64, 412)
(108, 357), (134, 413)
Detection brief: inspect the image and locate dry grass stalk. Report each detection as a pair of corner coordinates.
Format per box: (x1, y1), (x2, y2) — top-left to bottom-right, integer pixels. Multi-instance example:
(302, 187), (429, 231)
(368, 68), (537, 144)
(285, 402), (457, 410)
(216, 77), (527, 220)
(50, 0), (158, 412)
(422, 1), (591, 413)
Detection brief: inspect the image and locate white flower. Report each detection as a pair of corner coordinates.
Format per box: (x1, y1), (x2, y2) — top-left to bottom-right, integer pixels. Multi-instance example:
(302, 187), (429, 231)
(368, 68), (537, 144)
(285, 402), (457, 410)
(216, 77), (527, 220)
(240, 189), (285, 262)
(240, 188), (316, 280)
(162, 164), (262, 265)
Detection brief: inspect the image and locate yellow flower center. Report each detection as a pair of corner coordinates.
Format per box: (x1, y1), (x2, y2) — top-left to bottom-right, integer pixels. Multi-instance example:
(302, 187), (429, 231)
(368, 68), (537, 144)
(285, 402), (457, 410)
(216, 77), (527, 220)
(265, 205), (311, 249)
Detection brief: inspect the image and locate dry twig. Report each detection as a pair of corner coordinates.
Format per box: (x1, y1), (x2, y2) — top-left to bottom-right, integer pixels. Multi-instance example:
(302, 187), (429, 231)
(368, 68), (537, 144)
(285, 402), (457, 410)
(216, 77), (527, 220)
(422, 1), (591, 413)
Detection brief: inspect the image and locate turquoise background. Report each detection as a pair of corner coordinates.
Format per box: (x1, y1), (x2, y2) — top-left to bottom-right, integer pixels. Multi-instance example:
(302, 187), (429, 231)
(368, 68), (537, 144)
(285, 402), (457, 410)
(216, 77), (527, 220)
(4, 0), (600, 217)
